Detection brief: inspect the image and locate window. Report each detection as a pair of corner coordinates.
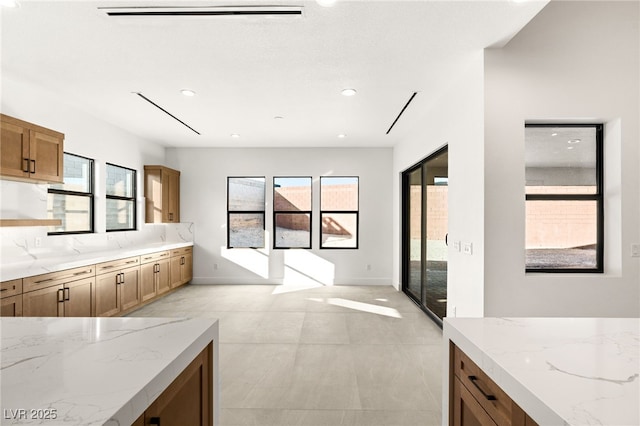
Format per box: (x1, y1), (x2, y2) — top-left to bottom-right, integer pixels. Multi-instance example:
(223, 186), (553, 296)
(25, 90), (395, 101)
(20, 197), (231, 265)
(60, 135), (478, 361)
(273, 177), (312, 249)
(227, 177), (266, 248)
(106, 163), (137, 231)
(525, 124), (603, 272)
(320, 176), (359, 249)
(47, 153), (94, 234)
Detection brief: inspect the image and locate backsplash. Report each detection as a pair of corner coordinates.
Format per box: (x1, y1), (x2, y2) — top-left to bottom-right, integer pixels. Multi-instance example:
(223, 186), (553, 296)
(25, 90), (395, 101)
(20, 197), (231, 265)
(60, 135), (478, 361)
(0, 222), (194, 267)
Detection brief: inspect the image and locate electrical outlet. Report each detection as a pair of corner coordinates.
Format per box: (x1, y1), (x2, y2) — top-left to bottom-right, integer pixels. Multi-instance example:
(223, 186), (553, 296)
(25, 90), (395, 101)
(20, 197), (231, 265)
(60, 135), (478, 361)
(453, 241), (461, 252)
(213, 263), (218, 270)
(463, 242), (473, 255)
(452, 306), (457, 317)
(366, 264), (372, 271)
(632, 244), (640, 258)
(34, 237), (42, 247)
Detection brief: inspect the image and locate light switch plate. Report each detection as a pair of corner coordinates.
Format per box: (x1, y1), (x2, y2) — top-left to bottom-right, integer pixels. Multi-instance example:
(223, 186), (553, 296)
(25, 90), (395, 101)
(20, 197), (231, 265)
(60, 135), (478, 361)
(463, 242), (473, 255)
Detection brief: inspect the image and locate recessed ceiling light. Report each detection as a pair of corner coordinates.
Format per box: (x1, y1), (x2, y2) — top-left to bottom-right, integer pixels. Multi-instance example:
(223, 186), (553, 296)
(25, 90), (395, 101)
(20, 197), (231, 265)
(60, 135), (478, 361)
(341, 88), (357, 97)
(316, 0), (337, 6)
(337, 134), (346, 138)
(568, 139), (581, 144)
(551, 132), (558, 137)
(274, 116), (284, 120)
(567, 146), (574, 150)
(180, 89), (196, 97)
(231, 133), (240, 138)
(0, 0), (19, 8)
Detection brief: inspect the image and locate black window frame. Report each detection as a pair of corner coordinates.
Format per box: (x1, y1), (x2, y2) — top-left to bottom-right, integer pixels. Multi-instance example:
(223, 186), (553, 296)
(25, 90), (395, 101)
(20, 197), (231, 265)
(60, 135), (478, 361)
(47, 152), (95, 235)
(105, 162), (137, 232)
(227, 176), (266, 249)
(525, 123), (604, 273)
(319, 176), (360, 250)
(273, 176), (313, 250)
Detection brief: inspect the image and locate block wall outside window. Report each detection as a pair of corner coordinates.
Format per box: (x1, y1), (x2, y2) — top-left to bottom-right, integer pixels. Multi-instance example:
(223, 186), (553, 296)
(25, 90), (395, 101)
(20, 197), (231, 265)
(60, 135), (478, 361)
(106, 163), (136, 232)
(320, 176), (359, 249)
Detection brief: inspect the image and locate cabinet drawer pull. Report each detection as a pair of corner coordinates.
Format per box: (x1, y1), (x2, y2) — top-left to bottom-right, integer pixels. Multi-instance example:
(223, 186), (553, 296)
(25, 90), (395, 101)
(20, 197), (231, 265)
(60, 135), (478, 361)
(23, 158), (30, 173)
(30, 159), (36, 174)
(101, 265), (116, 269)
(34, 278), (54, 284)
(125, 260), (138, 264)
(64, 287), (70, 301)
(73, 270), (91, 276)
(57, 288), (64, 303)
(0, 288), (7, 292)
(150, 417), (161, 426)
(468, 375), (496, 401)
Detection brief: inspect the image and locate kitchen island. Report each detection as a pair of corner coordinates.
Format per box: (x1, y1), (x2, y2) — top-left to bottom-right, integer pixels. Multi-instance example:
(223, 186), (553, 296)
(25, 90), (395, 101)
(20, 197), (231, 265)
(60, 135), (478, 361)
(1, 316), (218, 425)
(443, 317), (639, 426)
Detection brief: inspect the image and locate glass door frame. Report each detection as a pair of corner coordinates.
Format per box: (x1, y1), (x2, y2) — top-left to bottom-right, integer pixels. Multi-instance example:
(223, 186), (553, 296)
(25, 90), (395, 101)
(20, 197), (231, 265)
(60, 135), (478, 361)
(401, 145), (448, 328)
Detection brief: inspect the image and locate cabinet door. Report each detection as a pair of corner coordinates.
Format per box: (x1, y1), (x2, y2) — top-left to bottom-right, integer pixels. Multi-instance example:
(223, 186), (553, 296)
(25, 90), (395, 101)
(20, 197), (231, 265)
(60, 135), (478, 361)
(95, 271), (120, 317)
(145, 343), (212, 426)
(170, 256), (183, 289)
(452, 376), (497, 426)
(63, 277), (93, 317)
(29, 130), (63, 183)
(120, 266), (141, 312)
(1, 295), (23, 317)
(140, 262), (157, 302)
(0, 119), (30, 179)
(183, 253), (193, 284)
(167, 170), (180, 222)
(157, 258), (171, 295)
(23, 285), (62, 317)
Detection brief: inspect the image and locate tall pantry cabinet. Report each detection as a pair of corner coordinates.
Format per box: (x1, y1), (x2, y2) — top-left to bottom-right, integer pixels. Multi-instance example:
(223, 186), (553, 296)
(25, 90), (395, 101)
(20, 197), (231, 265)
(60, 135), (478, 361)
(144, 165), (180, 223)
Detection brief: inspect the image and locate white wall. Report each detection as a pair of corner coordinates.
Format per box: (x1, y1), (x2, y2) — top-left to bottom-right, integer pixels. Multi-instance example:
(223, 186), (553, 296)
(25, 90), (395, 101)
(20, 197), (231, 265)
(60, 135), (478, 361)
(165, 147), (393, 286)
(0, 74), (170, 258)
(392, 51), (486, 317)
(484, 1), (640, 317)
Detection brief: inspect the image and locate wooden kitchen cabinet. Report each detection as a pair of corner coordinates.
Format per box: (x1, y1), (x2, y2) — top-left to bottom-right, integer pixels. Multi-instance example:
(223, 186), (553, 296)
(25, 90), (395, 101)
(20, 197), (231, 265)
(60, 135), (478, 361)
(23, 277), (93, 317)
(145, 342), (213, 426)
(95, 256), (141, 317)
(450, 343), (538, 426)
(140, 250), (171, 302)
(144, 165), (180, 223)
(0, 114), (64, 183)
(170, 247), (193, 288)
(1, 279), (23, 317)
(22, 266), (95, 317)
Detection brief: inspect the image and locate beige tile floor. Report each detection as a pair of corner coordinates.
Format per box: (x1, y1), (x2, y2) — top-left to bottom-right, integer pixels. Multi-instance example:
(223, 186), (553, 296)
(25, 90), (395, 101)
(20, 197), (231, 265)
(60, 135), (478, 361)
(128, 284), (443, 426)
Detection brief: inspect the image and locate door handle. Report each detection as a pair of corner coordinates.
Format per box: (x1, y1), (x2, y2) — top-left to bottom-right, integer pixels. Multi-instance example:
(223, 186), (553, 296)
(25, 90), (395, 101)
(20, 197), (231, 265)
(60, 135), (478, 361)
(30, 159), (36, 174)
(57, 288), (64, 303)
(23, 158), (30, 173)
(64, 287), (70, 301)
(445, 233), (448, 246)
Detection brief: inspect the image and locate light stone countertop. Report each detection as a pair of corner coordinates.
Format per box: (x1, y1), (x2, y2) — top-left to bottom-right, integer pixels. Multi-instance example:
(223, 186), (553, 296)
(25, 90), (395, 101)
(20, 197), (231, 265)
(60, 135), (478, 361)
(0, 241), (193, 282)
(442, 317), (639, 426)
(0, 316), (219, 425)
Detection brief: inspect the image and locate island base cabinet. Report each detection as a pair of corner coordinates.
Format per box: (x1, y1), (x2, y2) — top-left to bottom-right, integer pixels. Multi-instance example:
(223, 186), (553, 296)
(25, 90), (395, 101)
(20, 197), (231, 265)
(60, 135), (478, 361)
(450, 343), (538, 426)
(144, 342), (213, 426)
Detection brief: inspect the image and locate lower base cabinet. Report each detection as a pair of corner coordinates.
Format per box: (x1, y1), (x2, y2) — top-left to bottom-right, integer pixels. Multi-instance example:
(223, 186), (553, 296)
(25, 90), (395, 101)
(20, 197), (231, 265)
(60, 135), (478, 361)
(23, 277), (93, 317)
(134, 342), (213, 426)
(1, 295), (22, 317)
(450, 343), (538, 426)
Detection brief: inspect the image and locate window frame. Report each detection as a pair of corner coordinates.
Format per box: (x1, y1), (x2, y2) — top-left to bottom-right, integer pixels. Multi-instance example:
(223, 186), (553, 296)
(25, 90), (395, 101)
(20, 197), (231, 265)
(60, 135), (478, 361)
(525, 123), (604, 273)
(47, 152), (95, 235)
(227, 176), (266, 249)
(273, 176), (313, 250)
(105, 162), (137, 232)
(320, 176), (359, 250)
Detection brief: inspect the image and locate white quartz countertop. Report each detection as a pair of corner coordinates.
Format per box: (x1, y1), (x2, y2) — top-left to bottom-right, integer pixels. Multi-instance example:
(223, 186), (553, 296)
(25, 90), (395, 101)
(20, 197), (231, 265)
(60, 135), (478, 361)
(0, 241), (193, 282)
(443, 317), (639, 426)
(0, 317), (218, 425)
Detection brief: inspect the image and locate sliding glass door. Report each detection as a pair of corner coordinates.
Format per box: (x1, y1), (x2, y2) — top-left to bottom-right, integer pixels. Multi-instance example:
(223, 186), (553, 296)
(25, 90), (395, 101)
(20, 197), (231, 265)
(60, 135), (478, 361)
(402, 146), (448, 324)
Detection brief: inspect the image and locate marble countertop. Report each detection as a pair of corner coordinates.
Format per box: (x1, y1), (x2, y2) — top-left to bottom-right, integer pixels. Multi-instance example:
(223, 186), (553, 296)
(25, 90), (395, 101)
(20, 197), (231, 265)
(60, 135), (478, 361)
(0, 241), (193, 282)
(1, 317), (218, 425)
(443, 317), (639, 426)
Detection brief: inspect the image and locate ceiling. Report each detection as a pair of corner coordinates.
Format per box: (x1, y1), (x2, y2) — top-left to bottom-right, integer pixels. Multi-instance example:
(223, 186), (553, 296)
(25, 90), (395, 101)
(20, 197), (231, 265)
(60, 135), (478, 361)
(1, 0), (548, 148)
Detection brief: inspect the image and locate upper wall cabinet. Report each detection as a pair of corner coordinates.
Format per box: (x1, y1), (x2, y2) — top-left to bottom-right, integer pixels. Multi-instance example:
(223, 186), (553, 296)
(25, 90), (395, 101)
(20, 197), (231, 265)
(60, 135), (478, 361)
(144, 165), (181, 223)
(0, 114), (64, 183)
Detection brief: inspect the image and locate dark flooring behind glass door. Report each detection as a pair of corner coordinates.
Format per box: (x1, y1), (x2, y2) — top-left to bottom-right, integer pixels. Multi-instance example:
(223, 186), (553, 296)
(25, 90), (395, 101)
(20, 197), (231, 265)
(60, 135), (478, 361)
(402, 147), (448, 324)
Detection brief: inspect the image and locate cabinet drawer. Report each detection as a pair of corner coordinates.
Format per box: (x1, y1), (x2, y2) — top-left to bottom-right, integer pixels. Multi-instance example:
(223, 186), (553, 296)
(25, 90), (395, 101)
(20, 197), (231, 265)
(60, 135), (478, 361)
(1, 279), (22, 299)
(140, 250), (170, 264)
(453, 344), (526, 426)
(170, 246), (192, 257)
(24, 265), (95, 293)
(96, 256), (140, 274)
